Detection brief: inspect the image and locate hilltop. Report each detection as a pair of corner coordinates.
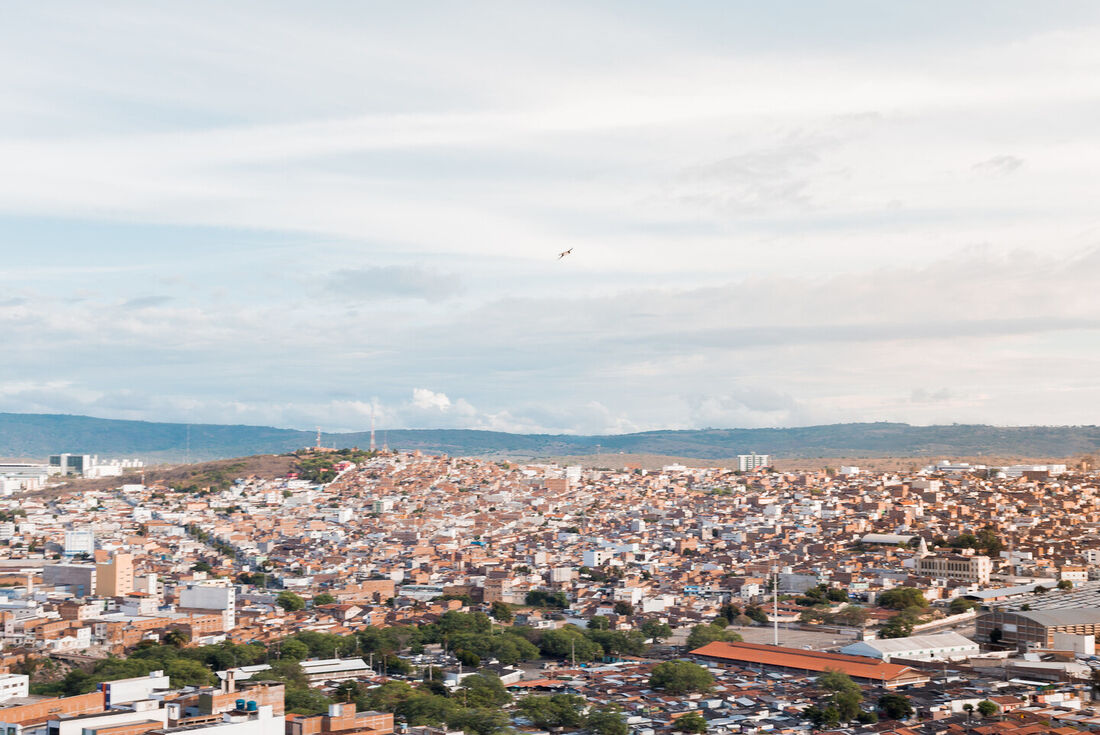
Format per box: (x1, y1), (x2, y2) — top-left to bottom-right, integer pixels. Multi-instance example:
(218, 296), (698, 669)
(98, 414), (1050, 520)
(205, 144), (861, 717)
(1, 412), (1099, 463)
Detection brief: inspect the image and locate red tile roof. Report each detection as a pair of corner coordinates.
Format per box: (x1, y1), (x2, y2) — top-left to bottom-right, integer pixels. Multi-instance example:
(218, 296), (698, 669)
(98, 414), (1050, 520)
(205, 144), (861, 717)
(690, 641), (924, 684)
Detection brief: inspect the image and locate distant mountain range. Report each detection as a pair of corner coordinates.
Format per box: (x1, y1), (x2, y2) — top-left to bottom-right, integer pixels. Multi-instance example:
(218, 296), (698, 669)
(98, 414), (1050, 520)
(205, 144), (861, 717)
(1, 412), (1099, 463)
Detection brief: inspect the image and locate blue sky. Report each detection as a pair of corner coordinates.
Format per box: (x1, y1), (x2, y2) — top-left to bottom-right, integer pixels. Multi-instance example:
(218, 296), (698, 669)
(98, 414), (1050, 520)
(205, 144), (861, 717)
(3, 2), (1100, 434)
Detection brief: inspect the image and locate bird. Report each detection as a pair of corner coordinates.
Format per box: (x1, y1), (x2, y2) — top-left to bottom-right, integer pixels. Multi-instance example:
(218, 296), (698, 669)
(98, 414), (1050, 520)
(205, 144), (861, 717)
(558, 248), (573, 259)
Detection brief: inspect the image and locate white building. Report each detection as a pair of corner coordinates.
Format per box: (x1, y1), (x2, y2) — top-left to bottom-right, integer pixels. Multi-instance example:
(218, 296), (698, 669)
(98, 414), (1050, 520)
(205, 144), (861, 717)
(840, 632), (979, 662)
(63, 529), (96, 557)
(0, 674), (28, 702)
(738, 453), (770, 472)
(178, 581), (236, 630)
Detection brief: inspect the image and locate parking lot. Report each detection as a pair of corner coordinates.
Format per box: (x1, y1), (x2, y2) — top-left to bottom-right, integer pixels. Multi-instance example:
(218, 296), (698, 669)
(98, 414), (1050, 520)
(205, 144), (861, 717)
(731, 625), (859, 651)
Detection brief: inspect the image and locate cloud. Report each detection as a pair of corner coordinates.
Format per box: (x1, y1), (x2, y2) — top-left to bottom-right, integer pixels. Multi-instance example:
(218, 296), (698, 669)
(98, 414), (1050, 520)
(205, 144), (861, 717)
(121, 295), (174, 309)
(972, 155), (1024, 175)
(324, 266), (462, 302)
(412, 388), (453, 412)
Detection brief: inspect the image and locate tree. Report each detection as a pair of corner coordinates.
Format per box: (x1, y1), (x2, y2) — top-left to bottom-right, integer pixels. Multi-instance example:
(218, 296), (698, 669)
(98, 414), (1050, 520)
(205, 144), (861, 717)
(977, 700), (998, 717)
(526, 589), (569, 608)
(1057, 580), (1073, 591)
(518, 694), (587, 729)
(191, 561), (213, 573)
(458, 674), (510, 709)
(279, 639), (310, 660)
(613, 601), (634, 616)
(641, 619), (672, 643)
(588, 615), (611, 630)
(334, 680), (361, 703)
(313, 593), (336, 606)
(277, 591), (306, 612)
(448, 708), (509, 735)
(455, 649), (481, 668)
(490, 601), (513, 623)
(817, 670), (862, 721)
(877, 693), (913, 721)
(162, 629), (190, 648)
(949, 598), (978, 615)
(989, 627), (1003, 644)
(649, 660), (714, 695)
(586, 705), (629, 735)
(687, 624), (742, 649)
(880, 612), (916, 639)
(674, 711), (708, 733)
(878, 587), (927, 610)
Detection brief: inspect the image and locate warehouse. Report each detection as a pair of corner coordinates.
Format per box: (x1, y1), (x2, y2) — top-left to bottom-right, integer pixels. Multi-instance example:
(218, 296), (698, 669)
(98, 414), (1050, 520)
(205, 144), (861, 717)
(691, 641), (929, 688)
(839, 632), (979, 662)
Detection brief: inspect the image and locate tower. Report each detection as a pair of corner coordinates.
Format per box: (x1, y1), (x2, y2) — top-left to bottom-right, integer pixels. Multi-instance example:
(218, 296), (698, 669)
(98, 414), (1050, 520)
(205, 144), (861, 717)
(316, 426), (322, 450)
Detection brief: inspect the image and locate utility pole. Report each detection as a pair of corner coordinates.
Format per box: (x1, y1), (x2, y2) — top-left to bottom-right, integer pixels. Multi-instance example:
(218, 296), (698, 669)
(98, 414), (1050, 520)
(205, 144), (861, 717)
(772, 564), (779, 646)
(571, 638), (576, 668)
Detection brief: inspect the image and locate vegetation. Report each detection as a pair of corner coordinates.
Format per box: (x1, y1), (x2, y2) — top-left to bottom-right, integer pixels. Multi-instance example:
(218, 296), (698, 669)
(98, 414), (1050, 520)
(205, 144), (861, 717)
(649, 660), (714, 694)
(877, 587), (928, 610)
(877, 692), (914, 720)
(674, 711), (709, 733)
(295, 448), (376, 483)
(686, 623), (743, 649)
(277, 591), (306, 611)
(525, 589), (569, 608)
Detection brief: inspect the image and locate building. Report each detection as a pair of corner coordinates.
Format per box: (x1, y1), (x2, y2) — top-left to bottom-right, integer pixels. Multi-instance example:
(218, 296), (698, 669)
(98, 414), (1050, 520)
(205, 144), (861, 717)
(738, 453), (770, 472)
(298, 659), (373, 685)
(917, 553), (992, 585)
(43, 564), (97, 598)
(63, 530), (96, 557)
(50, 454), (94, 476)
(690, 641), (930, 688)
(96, 553), (135, 598)
(839, 632), (979, 662)
(178, 582), (236, 631)
(286, 703), (392, 735)
(0, 674), (29, 703)
(976, 608), (1100, 647)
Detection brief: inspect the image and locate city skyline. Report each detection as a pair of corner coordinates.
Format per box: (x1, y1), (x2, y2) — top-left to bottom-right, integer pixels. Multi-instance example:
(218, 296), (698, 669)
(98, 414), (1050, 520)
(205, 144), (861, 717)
(3, 2), (1100, 433)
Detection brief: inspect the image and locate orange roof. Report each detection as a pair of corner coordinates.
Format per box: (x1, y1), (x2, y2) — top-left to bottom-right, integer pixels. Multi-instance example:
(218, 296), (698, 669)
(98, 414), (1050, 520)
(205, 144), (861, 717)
(690, 641), (921, 683)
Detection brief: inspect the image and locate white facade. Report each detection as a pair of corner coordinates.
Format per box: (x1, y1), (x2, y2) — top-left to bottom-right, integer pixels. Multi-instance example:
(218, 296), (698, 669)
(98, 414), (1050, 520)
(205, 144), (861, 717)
(63, 529), (96, 556)
(738, 453), (770, 472)
(840, 632), (979, 662)
(179, 582), (236, 630)
(0, 674), (28, 702)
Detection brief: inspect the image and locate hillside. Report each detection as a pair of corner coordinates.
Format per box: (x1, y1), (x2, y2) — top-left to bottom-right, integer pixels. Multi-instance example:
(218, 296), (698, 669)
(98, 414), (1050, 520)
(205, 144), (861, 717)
(1, 412), (1099, 462)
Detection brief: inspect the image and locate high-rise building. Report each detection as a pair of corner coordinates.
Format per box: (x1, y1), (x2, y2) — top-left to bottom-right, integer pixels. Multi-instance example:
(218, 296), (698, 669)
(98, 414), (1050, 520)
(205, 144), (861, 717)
(63, 529), (96, 557)
(738, 453), (770, 472)
(95, 552), (134, 597)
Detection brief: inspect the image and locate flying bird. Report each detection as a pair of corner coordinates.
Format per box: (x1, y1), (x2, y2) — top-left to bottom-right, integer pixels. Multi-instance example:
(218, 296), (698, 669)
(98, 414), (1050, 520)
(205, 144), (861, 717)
(558, 248), (573, 259)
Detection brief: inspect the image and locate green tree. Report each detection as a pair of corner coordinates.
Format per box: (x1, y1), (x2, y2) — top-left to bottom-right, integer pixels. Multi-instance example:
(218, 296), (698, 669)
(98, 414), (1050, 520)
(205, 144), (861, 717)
(448, 708), (509, 735)
(517, 694), (587, 729)
(686, 624), (742, 649)
(279, 639), (310, 660)
(588, 615), (611, 630)
(313, 593), (337, 606)
(277, 591), (306, 611)
(649, 660), (714, 694)
(586, 705), (629, 735)
(880, 611), (916, 639)
(162, 629), (190, 648)
(817, 670), (863, 721)
(613, 601), (634, 616)
(641, 619), (672, 642)
(489, 601), (513, 623)
(674, 711), (708, 733)
(458, 674), (511, 709)
(949, 598), (978, 615)
(877, 693), (914, 721)
(1057, 580), (1073, 591)
(878, 587), (927, 610)
(977, 700), (998, 717)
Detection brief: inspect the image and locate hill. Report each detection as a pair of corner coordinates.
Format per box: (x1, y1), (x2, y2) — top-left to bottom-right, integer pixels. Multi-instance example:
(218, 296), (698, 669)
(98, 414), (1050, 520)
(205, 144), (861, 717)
(1, 412), (1099, 462)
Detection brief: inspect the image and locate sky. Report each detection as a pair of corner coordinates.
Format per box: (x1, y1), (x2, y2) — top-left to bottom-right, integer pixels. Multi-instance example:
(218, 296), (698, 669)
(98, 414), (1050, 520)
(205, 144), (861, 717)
(2, 1), (1100, 435)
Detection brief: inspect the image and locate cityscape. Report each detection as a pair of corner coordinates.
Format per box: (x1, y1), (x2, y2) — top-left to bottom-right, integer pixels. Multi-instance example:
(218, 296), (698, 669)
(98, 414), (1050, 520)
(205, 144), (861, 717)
(4, 4), (1100, 735)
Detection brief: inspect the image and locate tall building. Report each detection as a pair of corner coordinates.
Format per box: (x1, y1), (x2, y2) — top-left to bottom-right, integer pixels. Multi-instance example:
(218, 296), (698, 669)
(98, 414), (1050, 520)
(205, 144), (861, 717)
(95, 552), (134, 597)
(50, 454), (94, 476)
(63, 530), (95, 557)
(738, 453), (770, 472)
